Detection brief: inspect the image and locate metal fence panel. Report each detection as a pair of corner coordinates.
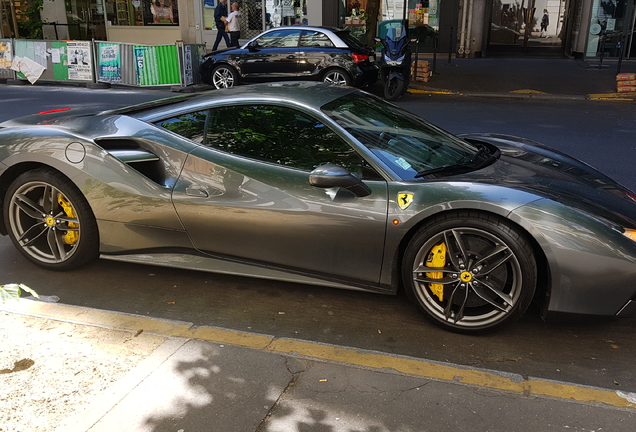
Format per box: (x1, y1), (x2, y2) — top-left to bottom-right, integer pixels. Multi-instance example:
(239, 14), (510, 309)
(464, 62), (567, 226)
(3, 38), (199, 88)
(11, 39), (94, 83)
(95, 42), (181, 86)
(0, 39), (15, 79)
(178, 43), (206, 86)
(120, 44), (138, 86)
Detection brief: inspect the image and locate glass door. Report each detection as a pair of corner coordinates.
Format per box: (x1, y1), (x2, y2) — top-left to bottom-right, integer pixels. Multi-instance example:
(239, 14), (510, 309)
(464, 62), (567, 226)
(585, 0), (636, 59)
(488, 0), (569, 55)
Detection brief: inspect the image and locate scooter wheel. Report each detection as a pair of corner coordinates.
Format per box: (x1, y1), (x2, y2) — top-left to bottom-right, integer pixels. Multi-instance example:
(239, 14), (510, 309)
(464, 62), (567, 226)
(384, 77), (405, 101)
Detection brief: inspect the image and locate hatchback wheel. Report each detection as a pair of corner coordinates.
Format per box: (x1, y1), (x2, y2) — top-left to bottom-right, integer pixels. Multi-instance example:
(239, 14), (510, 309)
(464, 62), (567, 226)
(402, 211), (536, 334)
(322, 69), (351, 86)
(4, 169), (99, 270)
(211, 64), (239, 89)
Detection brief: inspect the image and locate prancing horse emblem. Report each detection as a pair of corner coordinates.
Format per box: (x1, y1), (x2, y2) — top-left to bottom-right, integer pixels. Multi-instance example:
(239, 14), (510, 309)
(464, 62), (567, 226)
(397, 192), (414, 210)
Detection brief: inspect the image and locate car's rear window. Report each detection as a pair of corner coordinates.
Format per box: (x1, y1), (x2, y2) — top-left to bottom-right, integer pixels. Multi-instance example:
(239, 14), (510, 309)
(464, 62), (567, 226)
(335, 31), (367, 50)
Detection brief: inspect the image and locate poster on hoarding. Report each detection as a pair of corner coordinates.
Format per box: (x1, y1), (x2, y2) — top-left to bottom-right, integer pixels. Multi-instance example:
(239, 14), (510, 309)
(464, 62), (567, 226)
(0, 42), (13, 69)
(98, 43), (122, 83)
(67, 41), (92, 80)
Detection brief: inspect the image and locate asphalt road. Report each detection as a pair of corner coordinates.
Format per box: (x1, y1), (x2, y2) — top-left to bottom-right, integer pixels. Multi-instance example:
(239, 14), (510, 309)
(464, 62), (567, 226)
(1, 84), (635, 393)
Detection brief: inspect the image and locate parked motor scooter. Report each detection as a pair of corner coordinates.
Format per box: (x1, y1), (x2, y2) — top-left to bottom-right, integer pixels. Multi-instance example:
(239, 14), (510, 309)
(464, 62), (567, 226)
(375, 25), (418, 101)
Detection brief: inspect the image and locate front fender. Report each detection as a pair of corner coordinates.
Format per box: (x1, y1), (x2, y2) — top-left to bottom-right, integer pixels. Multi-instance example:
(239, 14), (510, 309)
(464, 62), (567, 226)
(388, 71), (406, 81)
(379, 181), (542, 287)
(509, 198), (636, 317)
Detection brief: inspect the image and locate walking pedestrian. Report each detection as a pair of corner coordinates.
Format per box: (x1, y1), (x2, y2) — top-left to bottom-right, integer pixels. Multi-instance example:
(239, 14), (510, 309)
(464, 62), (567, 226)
(540, 9), (549, 38)
(212, 0), (230, 51)
(226, 3), (241, 48)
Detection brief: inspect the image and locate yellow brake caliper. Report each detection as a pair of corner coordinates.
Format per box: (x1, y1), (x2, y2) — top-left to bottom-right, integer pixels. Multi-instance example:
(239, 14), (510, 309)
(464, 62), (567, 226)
(425, 242), (447, 301)
(57, 194), (79, 245)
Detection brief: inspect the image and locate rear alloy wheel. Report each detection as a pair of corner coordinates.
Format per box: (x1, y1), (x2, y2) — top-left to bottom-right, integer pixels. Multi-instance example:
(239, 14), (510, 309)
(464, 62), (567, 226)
(384, 77), (405, 100)
(211, 64), (239, 89)
(4, 169), (99, 270)
(322, 69), (351, 86)
(402, 212), (536, 334)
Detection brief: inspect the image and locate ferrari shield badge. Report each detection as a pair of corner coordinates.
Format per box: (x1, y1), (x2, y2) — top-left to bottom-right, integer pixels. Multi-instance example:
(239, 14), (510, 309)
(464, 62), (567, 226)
(397, 192), (414, 210)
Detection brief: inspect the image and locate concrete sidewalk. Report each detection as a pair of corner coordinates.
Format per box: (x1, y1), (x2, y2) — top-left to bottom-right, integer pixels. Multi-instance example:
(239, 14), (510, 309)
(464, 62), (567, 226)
(407, 57), (636, 101)
(3, 300), (635, 432)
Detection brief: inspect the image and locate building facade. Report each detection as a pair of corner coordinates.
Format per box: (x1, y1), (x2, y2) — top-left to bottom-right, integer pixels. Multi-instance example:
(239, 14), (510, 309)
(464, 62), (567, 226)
(1, 0), (634, 60)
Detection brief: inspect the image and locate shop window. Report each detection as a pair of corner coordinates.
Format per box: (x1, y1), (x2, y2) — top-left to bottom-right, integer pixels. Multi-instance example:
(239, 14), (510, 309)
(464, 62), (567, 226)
(203, 0), (216, 30)
(106, 0), (179, 26)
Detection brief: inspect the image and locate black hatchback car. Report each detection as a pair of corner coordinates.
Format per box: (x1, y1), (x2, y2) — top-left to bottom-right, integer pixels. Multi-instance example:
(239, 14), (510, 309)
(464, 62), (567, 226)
(200, 26), (378, 89)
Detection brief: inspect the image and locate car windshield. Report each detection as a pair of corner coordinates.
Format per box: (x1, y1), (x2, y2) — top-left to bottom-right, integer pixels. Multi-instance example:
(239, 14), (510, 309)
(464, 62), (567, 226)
(321, 93), (479, 180)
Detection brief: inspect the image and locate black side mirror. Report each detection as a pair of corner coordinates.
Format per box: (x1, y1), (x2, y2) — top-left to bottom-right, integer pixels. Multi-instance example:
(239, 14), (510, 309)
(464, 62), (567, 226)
(410, 38), (419, 44)
(374, 37), (381, 43)
(247, 41), (260, 51)
(309, 163), (372, 197)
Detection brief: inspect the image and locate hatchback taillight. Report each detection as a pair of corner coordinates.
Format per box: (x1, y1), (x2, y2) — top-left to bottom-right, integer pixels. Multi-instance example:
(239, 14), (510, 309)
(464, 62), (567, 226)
(352, 53), (369, 64)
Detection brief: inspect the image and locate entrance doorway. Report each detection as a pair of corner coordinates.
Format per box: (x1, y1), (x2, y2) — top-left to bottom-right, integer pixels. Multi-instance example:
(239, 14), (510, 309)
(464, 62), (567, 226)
(486, 0), (569, 56)
(585, 0), (636, 59)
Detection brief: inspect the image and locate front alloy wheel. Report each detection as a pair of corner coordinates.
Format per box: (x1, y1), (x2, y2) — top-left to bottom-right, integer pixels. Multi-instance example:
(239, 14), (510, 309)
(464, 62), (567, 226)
(403, 212), (536, 334)
(211, 65), (238, 89)
(4, 169), (99, 270)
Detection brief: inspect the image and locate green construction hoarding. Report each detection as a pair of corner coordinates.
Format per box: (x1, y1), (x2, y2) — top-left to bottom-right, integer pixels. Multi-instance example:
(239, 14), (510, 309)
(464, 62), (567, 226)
(134, 45), (180, 86)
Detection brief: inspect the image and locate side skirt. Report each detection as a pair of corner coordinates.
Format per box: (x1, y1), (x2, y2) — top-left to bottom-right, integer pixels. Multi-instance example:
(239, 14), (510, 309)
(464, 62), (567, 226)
(100, 252), (393, 294)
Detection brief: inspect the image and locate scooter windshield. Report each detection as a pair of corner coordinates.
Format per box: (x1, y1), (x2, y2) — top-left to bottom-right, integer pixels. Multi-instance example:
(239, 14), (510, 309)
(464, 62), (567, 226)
(386, 25), (406, 41)
(384, 25), (409, 55)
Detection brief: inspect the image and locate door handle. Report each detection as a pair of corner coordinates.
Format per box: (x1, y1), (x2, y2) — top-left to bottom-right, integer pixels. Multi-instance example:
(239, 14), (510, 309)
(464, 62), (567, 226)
(185, 187), (209, 198)
(286, 55), (296, 59)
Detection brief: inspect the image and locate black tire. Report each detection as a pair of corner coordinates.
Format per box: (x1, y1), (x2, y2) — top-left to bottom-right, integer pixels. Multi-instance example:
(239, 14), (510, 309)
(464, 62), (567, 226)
(3, 169), (99, 271)
(402, 211), (536, 334)
(322, 68), (351, 86)
(210, 64), (239, 89)
(384, 77), (405, 100)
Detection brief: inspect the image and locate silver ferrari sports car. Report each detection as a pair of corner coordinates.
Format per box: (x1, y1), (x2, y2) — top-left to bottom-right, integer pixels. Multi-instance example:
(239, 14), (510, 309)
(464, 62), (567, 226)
(1, 82), (635, 333)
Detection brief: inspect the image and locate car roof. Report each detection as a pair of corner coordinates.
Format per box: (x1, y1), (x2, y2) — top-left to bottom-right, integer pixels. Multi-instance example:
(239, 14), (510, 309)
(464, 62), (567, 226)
(257, 26), (344, 33)
(129, 82), (359, 121)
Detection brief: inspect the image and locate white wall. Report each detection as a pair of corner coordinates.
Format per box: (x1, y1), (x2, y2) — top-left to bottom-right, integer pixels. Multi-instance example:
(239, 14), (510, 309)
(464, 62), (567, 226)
(307, 0), (322, 25)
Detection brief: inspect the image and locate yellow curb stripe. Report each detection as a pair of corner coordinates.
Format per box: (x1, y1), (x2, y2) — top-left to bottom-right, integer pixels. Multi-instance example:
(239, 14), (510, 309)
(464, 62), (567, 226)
(588, 93), (636, 98)
(9, 300), (273, 349)
(510, 89), (548, 94)
(8, 301), (636, 409)
(408, 89), (456, 95)
(268, 339), (634, 408)
(588, 96), (635, 101)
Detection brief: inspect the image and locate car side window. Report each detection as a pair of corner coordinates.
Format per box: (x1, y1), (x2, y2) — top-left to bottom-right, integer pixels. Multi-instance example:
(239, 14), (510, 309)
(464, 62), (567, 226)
(255, 29), (301, 48)
(156, 111), (208, 144)
(300, 31), (335, 48)
(205, 105), (380, 178)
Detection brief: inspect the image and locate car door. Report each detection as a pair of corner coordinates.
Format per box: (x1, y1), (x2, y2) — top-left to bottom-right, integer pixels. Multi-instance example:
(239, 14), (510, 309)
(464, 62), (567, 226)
(297, 30), (341, 78)
(238, 29), (301, 79)
(167, 104), (388, 285)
